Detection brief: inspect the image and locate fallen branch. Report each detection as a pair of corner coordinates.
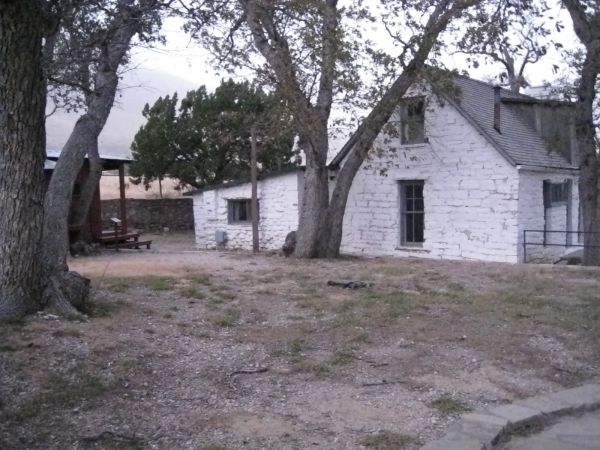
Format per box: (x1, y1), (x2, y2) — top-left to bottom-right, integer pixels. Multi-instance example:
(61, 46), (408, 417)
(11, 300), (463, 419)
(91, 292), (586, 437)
(228, 367), (269, 391)
(81, 430), (142, 444)
(327, 280), (372, 289)
(361, 379), (405, 387)
(229, 367), (269, 377)
(353, 355), (389, 367)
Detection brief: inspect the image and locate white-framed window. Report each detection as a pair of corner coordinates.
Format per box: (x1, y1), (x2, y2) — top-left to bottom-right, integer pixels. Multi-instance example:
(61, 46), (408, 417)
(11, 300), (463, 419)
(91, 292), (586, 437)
(399, 180), (425, 246)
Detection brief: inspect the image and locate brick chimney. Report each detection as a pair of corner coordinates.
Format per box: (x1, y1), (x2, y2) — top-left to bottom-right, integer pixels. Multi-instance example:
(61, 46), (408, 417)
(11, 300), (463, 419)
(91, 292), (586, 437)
(494, 86), (501, 133)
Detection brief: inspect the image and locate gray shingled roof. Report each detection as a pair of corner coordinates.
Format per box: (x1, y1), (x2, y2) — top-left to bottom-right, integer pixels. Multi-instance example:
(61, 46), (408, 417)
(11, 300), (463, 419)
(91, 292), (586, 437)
(330, 75), (577, 170)
(449, 76), (576, 169)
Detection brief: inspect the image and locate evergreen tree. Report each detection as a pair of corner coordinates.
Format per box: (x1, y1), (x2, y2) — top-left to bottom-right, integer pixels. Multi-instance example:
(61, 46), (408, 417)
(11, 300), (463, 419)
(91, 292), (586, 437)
(130, 79), (299, 189)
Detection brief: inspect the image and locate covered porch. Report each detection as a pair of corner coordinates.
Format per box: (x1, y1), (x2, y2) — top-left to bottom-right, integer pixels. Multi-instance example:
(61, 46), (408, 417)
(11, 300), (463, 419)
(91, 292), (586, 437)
(44, 152), (137, 246)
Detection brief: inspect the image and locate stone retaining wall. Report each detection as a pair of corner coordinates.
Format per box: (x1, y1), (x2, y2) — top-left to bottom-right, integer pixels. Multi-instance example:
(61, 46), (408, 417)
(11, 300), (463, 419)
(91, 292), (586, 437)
(101, 198), (194, 231)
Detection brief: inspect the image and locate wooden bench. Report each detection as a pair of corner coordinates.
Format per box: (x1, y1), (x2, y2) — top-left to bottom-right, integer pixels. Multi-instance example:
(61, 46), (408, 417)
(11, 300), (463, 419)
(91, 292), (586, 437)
(105, 240), (152, 250)
(99, 231), (140, 244)
(100, 219), (152, 250)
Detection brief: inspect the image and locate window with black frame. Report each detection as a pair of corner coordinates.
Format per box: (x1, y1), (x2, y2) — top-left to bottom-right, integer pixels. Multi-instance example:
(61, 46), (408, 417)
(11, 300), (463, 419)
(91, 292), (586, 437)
(544, 181), (569, 206)
(400, 97), (426, 145)
(227, 199), (257, 223)
(400, 181), (425, 246)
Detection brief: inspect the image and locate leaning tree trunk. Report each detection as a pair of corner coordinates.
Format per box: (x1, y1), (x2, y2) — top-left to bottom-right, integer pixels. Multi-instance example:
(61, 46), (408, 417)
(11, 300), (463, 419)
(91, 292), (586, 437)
(41, 116), (103, 317)
(70, 140), (103, 237)
(323, 63), (421, 258)
(0, 2), (47, 318)
(72, 144), (103, 227)
(318, 0), (475, 258)
(42, 10), (139, 316)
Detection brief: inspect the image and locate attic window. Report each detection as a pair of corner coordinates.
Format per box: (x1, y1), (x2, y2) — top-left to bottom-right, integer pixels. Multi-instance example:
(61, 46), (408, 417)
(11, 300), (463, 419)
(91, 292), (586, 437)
(400, 97), (426, 145)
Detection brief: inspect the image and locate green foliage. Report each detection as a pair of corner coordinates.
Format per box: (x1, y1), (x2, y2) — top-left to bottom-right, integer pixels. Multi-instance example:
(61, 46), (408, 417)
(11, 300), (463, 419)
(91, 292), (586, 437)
(129, 79), (299, 189)
(129, 94), (179, 190)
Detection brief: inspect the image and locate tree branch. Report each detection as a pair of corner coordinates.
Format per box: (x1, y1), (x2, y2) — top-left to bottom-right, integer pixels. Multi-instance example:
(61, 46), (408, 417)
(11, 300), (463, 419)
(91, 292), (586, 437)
(562, 0), (592, 44)
(242, 1), (312, 121)
(315, 0), (338, 120)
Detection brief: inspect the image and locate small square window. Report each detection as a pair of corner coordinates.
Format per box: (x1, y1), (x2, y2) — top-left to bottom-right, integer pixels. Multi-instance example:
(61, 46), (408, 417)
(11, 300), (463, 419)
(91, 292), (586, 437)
(400, 97), (426, 145)
(227, 199), (257, 223)
(543, 181), (569, 207)
(227, 198), (252, 223)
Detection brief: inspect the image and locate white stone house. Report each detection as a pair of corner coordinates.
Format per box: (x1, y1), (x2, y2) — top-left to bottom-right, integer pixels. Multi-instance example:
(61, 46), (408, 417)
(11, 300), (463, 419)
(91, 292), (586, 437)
(189, 75), (580, 263)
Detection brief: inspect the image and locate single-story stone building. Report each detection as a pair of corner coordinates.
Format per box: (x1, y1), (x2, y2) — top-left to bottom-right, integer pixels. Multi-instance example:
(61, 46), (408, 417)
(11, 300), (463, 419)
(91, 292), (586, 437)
(190, 75), (581, 263)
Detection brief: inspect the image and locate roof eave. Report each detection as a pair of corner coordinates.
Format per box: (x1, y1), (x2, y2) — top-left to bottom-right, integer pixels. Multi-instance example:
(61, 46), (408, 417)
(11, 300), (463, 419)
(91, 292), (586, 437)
(516, 164), (579, 173)
(184, 166), (305, 196)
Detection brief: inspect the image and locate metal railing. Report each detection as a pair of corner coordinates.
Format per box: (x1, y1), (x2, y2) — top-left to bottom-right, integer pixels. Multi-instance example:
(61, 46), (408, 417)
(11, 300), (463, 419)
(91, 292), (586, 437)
(523, 229), (600, 263)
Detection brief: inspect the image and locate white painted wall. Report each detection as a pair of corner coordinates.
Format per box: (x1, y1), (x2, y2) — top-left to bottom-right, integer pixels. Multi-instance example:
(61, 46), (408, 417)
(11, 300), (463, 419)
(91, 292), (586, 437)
(517, 170), (580, 262)
(339, 97), (521, 263)
(191, 92), (579, 264)
(192, 171), (301, 250)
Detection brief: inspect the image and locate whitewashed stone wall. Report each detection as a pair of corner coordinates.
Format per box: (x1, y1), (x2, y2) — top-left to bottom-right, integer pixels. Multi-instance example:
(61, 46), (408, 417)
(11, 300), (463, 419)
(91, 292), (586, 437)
(191, 91), (579, 264)
(192, 171), (301, 250)
(517, 170), (580, 262)
(338, 98), (521, 263)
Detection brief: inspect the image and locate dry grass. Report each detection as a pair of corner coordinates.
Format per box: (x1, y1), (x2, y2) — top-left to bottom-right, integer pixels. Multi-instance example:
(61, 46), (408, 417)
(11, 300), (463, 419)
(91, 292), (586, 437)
(5, 365), (116, 424)
(358, 431), (416, 449)
(428, 395), (472, 415)
(1, 251), (599, 450)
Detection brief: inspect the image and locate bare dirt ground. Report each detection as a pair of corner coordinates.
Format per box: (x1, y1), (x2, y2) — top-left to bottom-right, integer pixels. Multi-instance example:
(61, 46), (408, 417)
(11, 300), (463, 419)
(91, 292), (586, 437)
(1, 233), (599, 450)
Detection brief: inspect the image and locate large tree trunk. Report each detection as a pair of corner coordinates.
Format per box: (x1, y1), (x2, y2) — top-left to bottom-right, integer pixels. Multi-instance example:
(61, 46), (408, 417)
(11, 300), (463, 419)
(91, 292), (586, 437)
(294, 133), (330, 258)
(574, 50), (600, 266)
(579, 160), (600, 265)
(42, 6), (139, 315)
(0, 2), (47, 318)
(563, 0), (600, 266)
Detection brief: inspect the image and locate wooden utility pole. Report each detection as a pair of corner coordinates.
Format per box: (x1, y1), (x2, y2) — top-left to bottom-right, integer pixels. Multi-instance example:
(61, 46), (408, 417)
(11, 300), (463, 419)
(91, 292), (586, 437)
(250, 124), (260, 252)
(118, 163), (128, 233)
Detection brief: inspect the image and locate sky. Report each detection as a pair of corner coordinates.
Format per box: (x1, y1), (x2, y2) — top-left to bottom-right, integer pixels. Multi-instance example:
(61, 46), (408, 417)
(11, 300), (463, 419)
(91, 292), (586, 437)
(45, 8), (579, 160)
(45, 17), (220, 159)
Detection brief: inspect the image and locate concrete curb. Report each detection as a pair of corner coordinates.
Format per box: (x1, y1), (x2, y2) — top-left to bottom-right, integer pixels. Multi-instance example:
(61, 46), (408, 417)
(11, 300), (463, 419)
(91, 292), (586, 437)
(420, 383), (600, 450)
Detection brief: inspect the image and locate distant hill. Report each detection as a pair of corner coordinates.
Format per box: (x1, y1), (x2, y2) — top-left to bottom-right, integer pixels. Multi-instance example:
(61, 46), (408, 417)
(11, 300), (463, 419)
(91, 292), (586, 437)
(46, 67), (197, 159)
